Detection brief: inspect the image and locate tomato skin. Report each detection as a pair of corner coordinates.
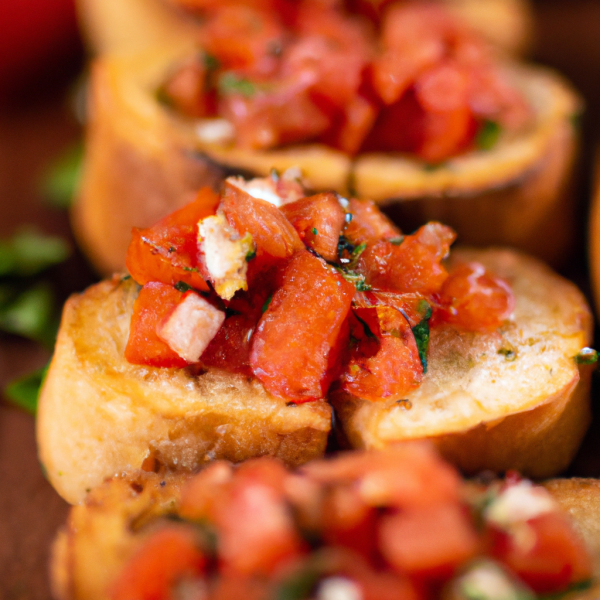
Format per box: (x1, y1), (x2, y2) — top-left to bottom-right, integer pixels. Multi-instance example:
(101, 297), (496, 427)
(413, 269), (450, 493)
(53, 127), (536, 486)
(379, 504), (479, 579)
(280, 192), (346, 261)
(341, 306), (423, 402)
(221, 183), (303, 264)
(344, 198), (401, 246)
(124, 282), (190, 368)
(250, 250), (354, 402)
(488, 513), (593, 594)
(434, 262), (515, 332)
(110, 526), (206, 600)
(357, 223), (455, 296)
(125, 187), (219, 290)
(354, 291), (428, 328)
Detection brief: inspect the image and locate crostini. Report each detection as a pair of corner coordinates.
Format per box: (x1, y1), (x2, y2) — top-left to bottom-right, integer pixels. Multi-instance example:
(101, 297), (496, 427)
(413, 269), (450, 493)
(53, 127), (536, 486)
(50, 444), (598, 600)
(333, 248), (593, 479)
(77, 0), (534, 58)
(39, 174), (593, 503)
(73, 1), (578, 275)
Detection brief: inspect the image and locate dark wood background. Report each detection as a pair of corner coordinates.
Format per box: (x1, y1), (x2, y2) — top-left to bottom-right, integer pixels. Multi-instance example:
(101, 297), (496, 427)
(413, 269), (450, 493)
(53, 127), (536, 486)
(1, 1), (600, 598)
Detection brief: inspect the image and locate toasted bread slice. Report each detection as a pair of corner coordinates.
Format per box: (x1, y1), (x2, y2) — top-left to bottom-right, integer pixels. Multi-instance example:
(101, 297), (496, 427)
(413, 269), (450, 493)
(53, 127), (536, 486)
(333, 249), (593, 479)
(36, 277), (331, 505)
(73, 47), (580, 275)
(77, 0), (534, 58)
(50, 469), (600, 600)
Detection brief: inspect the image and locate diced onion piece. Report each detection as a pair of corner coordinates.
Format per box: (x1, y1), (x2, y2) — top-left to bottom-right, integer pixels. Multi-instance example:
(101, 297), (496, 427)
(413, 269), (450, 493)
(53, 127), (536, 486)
(316, 577), (362, 600)
(198, 214), (253, 300)
(455, 560), (535, 600)
(485, 481), (557, 528)
(157, 292), (225, 363)
(226, 169), (305, 207)
(195, 119), (236, 144)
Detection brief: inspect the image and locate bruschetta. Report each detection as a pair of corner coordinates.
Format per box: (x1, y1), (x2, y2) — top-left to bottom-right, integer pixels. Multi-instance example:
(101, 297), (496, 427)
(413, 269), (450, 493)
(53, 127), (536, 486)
(333, 248), (593, 479)
(50, 444), (598, 600)
(40, 174), (592, 503)
(77, 0), (534, 58)
(73, 2), (578, 275)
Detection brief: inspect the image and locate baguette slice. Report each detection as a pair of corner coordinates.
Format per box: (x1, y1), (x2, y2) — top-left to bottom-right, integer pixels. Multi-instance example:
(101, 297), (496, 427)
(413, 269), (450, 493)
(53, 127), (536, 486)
(36, 276), (331, 505)
(77, 0), (534, 58)
(73, 48), (580, 275)
(333, 248), (593, 479)
(50, 469), (600, 600)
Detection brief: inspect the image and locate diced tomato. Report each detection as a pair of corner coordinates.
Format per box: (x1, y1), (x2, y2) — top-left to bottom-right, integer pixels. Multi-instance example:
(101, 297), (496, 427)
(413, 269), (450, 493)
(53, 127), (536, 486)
(353, 291), (430, 328)
(124, 282), (190, 368)
(199, 6), (284, 75)
(341, 306), (423, 401)
(357, 223), (455, 296)
(219, 76), (333, 150)
(110, 526), (206, 600)
(322, 484), (378, 562)
(221, 182), (304, 267)
(379, 504), (479, 579)
(280, 192), (346, 261)
(488, 513), (593, 594)
(250, 250), (354, 402)
(125, 187), (219, 290)
(212, 459), (305, 575)
(354, 569), (422, 600)
(434, 262), (515, 332)
(180, 461), (234, 522)
(343, 198), (401, 246)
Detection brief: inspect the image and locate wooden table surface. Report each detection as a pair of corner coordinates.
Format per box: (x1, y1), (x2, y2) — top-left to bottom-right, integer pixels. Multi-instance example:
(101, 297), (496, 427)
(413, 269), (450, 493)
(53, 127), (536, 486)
(2, 2), (600, 599)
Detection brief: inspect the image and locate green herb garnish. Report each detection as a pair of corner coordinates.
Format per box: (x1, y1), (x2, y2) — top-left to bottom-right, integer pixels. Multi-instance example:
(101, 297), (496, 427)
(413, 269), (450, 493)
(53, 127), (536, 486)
(245, 247), (257, 262)
(575, 347), (598, 365)
(476, 120), (502, 151)
(388, 236), (404, 246)
(174, 281), (193, 293)
(335, 268), (371, 291)
(0, 229), (70, 278)
(412, 305), (432, 373)
(498, 347), (517, 362)
(203, 52), (221, 71)
(4, 364), (49, 415)
(41, 143), (83, 208)
(262, 294), (273, 313)
(218, 73), (256, 97)
(275, 566), (320, 600)
(539, 579), (593, 600)
(312, 228), (318, 235)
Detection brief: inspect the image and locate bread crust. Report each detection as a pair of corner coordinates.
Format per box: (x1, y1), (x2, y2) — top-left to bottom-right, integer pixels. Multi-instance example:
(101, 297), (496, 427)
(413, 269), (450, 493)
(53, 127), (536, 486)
(588, 150), (600, 317)
(332, 249), (593, 479)
(36, 277), (331, 505)
(73, 48), (579, 275)
(50, 471), (600, 600)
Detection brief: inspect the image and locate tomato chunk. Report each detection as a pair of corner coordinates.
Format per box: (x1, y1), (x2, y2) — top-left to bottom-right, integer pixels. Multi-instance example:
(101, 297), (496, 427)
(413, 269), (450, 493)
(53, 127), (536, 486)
(488, 513), (593, 594)
(434, 262), (515, 332)
(111, 526), (205, 600)
(250, 250), (354, 402)
(379, 505), (479, 579)
(343, 198), (401, 246)
(125, 187), (218, 290)
(341, 306), (423, 401)
(125, 282), (190, 368)
(357, 222), (455, 295)
(280, 192), (346, 261)
(221, 182), (303, 264)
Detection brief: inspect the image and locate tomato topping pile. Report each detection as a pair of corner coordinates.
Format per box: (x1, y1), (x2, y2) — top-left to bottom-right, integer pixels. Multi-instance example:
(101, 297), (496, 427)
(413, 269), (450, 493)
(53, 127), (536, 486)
(109, 445), (592, 600)
(124, 174), (514, 403)
(161, 0), (530, 162)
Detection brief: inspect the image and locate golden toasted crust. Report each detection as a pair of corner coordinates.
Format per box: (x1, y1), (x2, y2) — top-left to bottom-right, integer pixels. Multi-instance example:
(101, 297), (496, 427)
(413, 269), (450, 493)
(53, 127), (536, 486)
(50, 472), (600, 600)
(76, 0), (534, 58)
(333, 249), (593, 478)
(588, 150), (600, 317)
(36, 277), (331, 505)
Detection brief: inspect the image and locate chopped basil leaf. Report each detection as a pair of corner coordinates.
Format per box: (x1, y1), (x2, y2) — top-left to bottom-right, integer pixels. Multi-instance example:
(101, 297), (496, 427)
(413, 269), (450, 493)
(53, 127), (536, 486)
(0, 229), (70, 277)
(312, 228), (318, 235)
(41, 142), (83, 208)
(337, 235), (355, 257)
(423, 162), (446, 172)
(203, 52), (221, 71)
(218, 73), (256, 97)
(575, 347), (598, 365)
(0, 282), (58, 346)
(245, 247), (257, 262)
(476, 120), (502, 151)
(498, 347), (517, 362)
(275, 567), (320, 600)
(412, 306), (432, 373)
(388, 236), (404, 246)
(539, 579), (593, 600)
(182, 266), (200, 273)
(4, 364), (49, 415)
(335, 268), (371, 291)
(262, 294), (273, 313)
(174, 281), (193, 293)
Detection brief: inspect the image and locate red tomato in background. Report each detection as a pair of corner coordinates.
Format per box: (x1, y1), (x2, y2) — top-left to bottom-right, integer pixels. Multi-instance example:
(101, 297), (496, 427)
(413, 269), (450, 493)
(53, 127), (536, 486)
(0, 0), (81, 100)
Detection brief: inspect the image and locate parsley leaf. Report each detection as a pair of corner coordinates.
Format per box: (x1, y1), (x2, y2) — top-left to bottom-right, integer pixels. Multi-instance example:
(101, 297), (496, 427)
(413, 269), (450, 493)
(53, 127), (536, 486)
(575, 347), (598, 365)
(476, 120), (502, 151)
(218, 73), (256, 97)
(4, 364), (49, 415)
(412, 305), (432, 373)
